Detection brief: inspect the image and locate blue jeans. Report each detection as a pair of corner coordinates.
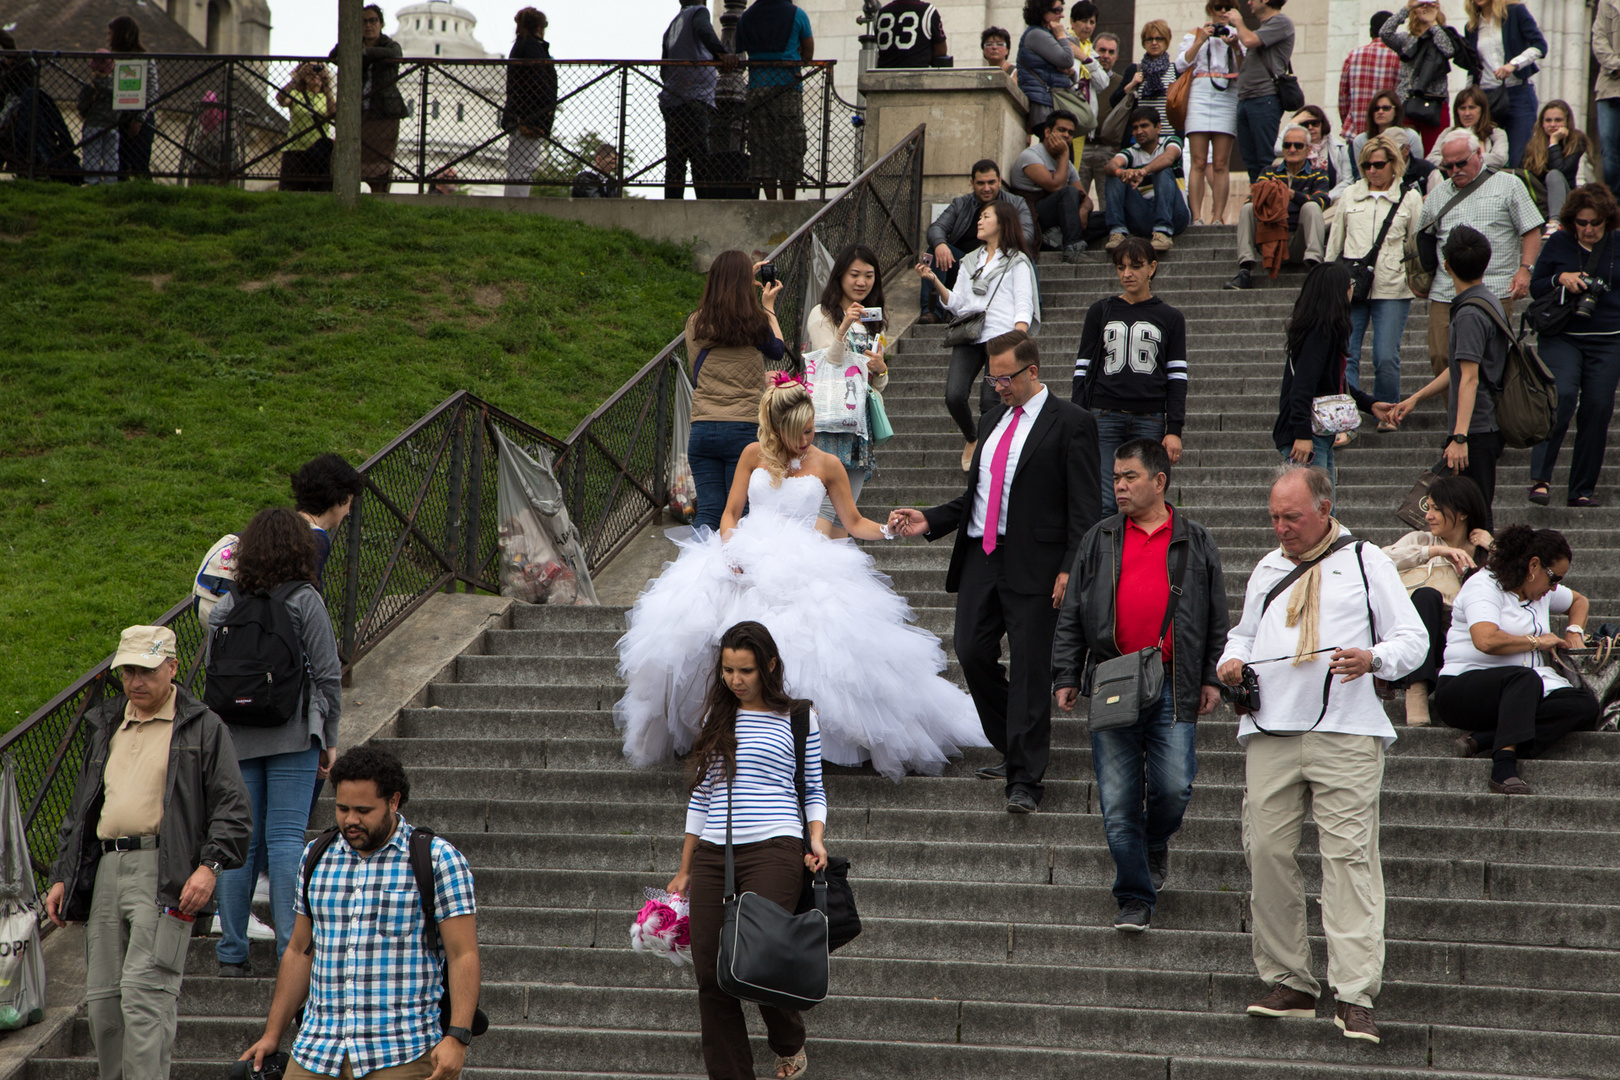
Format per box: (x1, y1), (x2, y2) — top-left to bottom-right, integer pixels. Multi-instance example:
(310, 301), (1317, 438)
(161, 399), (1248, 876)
(1236, 95), (1283, 185)
(1091, 682), (1198, 909)
(1529, 333), (1620, 501)
(1095, 410), (1167, 515)
(1104, 173), (1190, 238)
(216, 744), (321, 964)
(1599, 99), (1620, 205)
(1277, 435), (1335, 488)
(1345, 298), (1410, 405)
(688, 420), (758, 531)
(1496, 84), (1539, 176)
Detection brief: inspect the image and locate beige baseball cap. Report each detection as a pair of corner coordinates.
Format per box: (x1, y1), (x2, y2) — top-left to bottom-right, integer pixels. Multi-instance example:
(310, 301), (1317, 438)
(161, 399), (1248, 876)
(112, 626), (178, 670)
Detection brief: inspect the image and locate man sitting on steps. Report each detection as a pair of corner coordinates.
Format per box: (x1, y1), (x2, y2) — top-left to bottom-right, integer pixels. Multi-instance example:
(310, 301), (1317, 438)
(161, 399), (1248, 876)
(1103, 106), (1190, 254)
(1225, 125), (1330, 290)
(1007, 109), (1092, 264)
(919, 159), (1036, 324)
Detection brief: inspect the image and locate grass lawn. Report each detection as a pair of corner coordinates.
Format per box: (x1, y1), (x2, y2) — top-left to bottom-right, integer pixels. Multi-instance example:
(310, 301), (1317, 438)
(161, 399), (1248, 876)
(0, 181), (702, 729)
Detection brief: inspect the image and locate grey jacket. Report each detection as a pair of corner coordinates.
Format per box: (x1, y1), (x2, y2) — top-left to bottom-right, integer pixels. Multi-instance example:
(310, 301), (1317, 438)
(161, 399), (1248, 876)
(926, 190), (1037, 254)
(50, 686), (250, 921)
(1051, 510), (1230, 723)
(1596, 0), (1620, 102)
(209, 583), (343, 760)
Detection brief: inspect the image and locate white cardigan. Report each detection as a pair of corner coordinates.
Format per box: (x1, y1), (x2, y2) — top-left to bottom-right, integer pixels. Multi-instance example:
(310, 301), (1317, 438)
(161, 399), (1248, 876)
(1325, 182), (1425, 301)
(940, 247), (1040, 343)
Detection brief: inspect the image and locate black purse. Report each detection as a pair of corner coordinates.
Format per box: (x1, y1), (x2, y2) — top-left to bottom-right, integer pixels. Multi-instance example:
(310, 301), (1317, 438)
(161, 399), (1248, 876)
(789, 705), (861, 951)
(1342, 194), (1403, 305)
(1086, 545), (1187, 731)
(1525, 236), (1609, 337)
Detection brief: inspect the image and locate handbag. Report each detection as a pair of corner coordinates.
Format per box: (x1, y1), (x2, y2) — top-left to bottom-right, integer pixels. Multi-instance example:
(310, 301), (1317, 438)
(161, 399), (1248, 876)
(1286, 352), (1362, 436)
(1396, 461), (1448, 531)
(1400, 558), (1463, 605)
(1273, 62), (1304, 112)
(788, 704), (861, 951)
(1099, 89), (1136, 147)
(1524, 235), (1609, 337)
(942, 254), (1011, 347)
(1341, 193), (1402, 304)
(1086, 546), (1188, 732)
(1165, 65), (1194, 133)
(1028, 36), (1096, 132)
(866, 388), (895, 445)
(803, 347), (868, 437)
(1403, 37), (1451, 126)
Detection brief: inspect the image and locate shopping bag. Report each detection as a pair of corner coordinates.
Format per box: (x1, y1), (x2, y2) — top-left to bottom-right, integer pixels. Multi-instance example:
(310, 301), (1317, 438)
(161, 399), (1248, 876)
(0, 756), (45, 1032)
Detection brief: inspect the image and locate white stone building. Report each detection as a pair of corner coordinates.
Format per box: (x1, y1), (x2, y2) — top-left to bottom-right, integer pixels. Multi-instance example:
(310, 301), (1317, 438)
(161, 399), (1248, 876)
(389, 0), (506, 189)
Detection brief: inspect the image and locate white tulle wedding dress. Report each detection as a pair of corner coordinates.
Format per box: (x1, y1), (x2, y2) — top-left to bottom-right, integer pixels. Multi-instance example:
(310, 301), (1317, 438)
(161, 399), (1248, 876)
(614, 466), (987, 780)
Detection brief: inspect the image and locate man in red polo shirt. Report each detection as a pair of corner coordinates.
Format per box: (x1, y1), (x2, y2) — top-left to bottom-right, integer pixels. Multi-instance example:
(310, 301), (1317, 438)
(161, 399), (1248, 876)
(1052, 437), (1229, 931)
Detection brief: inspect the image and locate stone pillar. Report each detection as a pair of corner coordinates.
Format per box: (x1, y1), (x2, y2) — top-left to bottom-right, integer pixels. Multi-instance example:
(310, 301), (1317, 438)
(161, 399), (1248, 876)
(857, 67), (1030, 215)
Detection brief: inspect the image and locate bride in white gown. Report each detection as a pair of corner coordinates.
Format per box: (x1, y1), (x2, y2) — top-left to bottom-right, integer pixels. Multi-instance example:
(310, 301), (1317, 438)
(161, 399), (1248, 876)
(615, 377), (987, 780)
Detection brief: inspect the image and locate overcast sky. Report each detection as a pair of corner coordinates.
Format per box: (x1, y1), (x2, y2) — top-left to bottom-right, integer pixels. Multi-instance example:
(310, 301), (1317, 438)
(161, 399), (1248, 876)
(266, 0), (676, 62)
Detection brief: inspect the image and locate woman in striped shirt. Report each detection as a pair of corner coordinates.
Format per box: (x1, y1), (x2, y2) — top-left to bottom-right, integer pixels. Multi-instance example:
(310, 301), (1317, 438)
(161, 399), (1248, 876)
(667, 621), (826, 1080)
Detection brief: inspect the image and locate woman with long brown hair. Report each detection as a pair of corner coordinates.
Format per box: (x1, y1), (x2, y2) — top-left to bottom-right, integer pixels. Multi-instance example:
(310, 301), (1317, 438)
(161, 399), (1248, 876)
(1350, 89), (1424, 172)
(1464, 0), (1546, 166)
(665, 621), (824, 1080)
(208, 507), (343, 978)
(1425, 86), (1507, 175)
(107, 16), (156, 179)
(685, 248), (785, 531)
(1520, 100), (1596, 220)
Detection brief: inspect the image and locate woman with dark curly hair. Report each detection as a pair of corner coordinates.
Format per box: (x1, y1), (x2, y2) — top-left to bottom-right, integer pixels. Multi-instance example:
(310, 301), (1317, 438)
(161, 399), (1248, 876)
(1434, 525), (1599, 793)
(1526, 184), (1620, 507)
(209, 507), (343, 975)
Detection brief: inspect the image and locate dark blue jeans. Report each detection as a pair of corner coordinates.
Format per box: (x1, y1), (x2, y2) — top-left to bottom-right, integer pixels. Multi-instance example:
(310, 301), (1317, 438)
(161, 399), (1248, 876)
(1529, 333), (1620, 502)
(1345, 298), (1410, 406)
(1091, 682), (1198, 909)
(1599, 99), (1620, 205)
(1236, 95), (1283, 185)
(1104, 173), (1189, 238)
(1095, 410), (1167, 515)
(689, 420), (758, 531)
(1496, 83), (1539, 176)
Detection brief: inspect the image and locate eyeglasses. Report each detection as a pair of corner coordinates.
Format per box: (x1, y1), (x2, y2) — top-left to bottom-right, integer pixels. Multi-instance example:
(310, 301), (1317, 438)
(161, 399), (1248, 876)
(1144, 36), (1168, 42)
(1439, 157), (1474, 173)
(1574, 216), (1604, 229)
(362, 16), (381, 23)
(1281, 141), (1307, 150)
(984, 364), (1035, 389)
(1363, 158), (1392, 169)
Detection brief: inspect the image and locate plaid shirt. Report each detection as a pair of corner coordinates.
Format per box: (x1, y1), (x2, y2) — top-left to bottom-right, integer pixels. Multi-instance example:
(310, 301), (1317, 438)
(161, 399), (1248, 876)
(1337, 40), (1400, 139)
(1418, 170), (1544, 303)
(292, 815), (477, 1077)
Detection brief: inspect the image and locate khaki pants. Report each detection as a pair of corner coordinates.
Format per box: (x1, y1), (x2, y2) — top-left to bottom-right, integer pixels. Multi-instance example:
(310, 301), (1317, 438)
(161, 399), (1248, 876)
(85, 848), (192, 1080)
(287, 1054), (433, 1080)
(1242, 732), (1386, 1008)
(1237, 201), (1326, 269)
(1426, 295), (1518, 375)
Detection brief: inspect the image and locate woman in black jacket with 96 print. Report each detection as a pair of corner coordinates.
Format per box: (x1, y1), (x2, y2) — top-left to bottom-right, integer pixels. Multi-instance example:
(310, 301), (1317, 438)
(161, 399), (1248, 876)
(1273, 262), (1399, 486)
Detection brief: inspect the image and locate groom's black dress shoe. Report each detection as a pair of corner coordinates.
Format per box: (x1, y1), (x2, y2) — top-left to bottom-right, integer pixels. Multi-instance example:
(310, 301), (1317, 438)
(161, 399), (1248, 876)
(1005, 790), (1038, 814)
(975, 759), (1007, 780)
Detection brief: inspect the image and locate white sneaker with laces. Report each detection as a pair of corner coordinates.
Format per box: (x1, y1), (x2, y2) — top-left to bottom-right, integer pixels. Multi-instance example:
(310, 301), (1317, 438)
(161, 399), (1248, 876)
(246, 913), (276, 941)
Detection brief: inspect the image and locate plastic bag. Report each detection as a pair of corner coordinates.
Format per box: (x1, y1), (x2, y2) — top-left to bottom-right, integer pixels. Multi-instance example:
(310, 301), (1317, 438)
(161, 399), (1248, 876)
(493, 428), (599, 606)
(0, 756), (45, 1032)
(667, 362), (697, 524)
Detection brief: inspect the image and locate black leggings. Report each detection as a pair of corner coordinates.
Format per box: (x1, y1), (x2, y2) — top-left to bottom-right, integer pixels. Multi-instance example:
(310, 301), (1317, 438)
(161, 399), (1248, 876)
(1433, 666), (1599, 757)
(1400, 586), (1448, 688)
(945, 342), (998, 442)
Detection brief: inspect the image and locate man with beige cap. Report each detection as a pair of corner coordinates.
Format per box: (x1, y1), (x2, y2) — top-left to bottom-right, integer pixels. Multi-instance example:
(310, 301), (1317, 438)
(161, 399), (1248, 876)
(45, 625), (250, 1080)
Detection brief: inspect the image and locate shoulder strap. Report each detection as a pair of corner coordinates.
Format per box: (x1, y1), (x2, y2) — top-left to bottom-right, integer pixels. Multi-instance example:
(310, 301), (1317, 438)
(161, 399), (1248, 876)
(791, 701), (810, 846)
(299, 826), (342, 956)
(1353, 541), (1377, 642)
(1261, 534), (1358, 616)
(1364, 194), (1401, 258)
(691, 347), (710, 385)
(1430, 168), (1493, 230)
(409, 826), (441, 953)
(1157, 539), (1188, 647)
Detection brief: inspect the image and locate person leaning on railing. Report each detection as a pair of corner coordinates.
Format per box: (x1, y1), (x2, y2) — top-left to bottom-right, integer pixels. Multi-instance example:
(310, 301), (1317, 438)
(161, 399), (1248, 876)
(685, 249), (786, 532)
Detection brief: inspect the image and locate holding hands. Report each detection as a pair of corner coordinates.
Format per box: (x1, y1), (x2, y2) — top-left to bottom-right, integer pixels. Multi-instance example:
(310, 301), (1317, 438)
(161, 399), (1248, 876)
(888, 508), (929, 538)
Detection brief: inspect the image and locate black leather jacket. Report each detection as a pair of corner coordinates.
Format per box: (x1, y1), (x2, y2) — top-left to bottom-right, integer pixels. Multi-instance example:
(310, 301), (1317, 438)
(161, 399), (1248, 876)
(49, 686), (250, 921)
(1051, 509), (1230, 722)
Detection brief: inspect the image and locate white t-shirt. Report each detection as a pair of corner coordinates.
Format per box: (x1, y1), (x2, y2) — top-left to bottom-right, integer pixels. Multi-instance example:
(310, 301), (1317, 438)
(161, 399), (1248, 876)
(1439, 572), (1574, 695)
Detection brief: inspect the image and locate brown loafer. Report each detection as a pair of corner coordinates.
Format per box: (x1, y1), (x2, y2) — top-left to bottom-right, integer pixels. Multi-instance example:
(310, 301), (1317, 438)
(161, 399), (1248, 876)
(1454, 735), (1481, 758)
(1335, 1001), (1381, 1044)
(1246, 984), (1316, 1018)
(1489, 775), (1535, 795)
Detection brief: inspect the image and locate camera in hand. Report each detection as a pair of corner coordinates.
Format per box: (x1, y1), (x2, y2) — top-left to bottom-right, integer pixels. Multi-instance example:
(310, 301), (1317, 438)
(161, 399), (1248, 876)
(1575, 276), (1609, 320)
(1218, 664), (1260, 712)
(758, 262), (778, 286)
(1211, 24), (1234, 37)
(227, 1053), (288, 1080)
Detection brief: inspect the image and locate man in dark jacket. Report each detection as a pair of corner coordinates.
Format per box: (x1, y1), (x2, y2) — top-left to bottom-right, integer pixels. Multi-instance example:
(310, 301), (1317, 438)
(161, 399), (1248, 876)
(918, 159), (1038, 323)
(660, 0), (733, 200)
(1053, 438), (1228, 931)
(45, 625), (250, 1080)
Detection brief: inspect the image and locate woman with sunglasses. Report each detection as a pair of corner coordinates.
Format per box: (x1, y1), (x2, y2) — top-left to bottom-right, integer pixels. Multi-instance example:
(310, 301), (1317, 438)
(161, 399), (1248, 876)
(1350, 90), (1425, 176)
(918, 200), (1039, 469)
(1016, 0), (1077, 133)
(1380, 2), (1466, 154)
(1434, 525), (1598, 795)
(1326, 133), (1423, 432)
(1174, 0), (1245, 224)
(1271, 105), (1353, 197)
(1525, 184), (1620, 508)
(1424, 86), (1508, 188)
(1111, 20), (1178, 144)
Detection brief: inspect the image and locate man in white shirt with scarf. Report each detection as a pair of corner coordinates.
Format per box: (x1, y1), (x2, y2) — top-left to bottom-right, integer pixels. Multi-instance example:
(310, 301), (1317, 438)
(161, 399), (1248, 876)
(1218, 466), (1426, 1047)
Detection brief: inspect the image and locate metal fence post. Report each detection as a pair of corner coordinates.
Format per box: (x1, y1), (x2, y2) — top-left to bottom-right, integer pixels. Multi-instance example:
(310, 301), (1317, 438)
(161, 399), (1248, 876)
(820, 67), (832, 199)
(27, 55), (39, 181)
(222, 60), (236, 185)
(444, 406), (466, 593)
(462, 412), (486, 585)
(340, 492), (363, 683)
(616, 64), (629, 192)
(416, 64), (430, 193)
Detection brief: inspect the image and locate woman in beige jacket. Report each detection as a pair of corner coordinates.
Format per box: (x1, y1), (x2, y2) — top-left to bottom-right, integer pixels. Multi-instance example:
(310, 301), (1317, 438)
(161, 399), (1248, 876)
(1381, 474), (1494, 724)
(1326, 133), (1425, 442)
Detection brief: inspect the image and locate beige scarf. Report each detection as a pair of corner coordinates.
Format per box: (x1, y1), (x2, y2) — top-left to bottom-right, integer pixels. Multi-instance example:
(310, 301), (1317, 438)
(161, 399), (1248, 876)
(1283, 518), (1343, 665)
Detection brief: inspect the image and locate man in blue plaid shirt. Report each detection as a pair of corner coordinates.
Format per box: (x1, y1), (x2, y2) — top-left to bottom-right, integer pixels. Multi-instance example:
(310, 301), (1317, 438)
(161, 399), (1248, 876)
(241, 747), (480, 1080)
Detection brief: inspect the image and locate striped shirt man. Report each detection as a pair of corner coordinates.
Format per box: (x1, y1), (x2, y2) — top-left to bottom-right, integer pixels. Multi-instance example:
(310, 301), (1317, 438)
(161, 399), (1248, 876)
(687, 710), (828, 844)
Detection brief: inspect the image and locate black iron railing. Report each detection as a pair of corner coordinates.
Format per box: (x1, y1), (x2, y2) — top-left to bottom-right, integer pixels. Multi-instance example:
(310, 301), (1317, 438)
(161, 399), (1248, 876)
(0, 53), (865, 196)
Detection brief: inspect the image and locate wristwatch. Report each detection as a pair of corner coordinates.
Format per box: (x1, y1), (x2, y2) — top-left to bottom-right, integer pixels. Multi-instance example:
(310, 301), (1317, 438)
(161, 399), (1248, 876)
(202, 860), (224, 878)
(444, 1026), (473, 1046)
(1446, 434), (1469, 446)
(1369, 654), (1384, 673)
(1567, 625), (1585, 637)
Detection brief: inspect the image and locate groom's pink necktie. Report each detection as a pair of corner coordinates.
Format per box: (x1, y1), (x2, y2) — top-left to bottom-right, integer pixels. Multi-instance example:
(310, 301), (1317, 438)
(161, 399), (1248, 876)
(981, 405), (1024, 556)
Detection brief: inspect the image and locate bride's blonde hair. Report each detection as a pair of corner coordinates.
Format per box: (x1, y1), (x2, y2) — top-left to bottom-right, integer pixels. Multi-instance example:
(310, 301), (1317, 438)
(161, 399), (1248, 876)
(756, 379), (815, 486)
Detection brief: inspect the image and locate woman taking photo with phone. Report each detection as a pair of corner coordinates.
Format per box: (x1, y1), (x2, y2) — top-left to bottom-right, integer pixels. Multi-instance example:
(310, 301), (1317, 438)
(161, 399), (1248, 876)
(685, 249), (786, 532)
(666, 621), (824, 1080)
(1380, 2), (1464, 154)
(917, 201), (1039, 471)
(804, 244), (889, 538)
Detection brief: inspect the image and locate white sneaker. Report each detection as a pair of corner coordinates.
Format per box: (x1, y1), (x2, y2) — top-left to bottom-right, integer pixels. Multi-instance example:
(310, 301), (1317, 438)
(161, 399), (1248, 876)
(246, 913), (276, 941)
(253, 873), (270, 902)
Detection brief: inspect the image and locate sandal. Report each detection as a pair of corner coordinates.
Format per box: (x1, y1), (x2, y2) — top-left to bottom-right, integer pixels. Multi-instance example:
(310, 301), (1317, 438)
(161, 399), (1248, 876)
(774, 1051), (808, 1079)
(1334, 430), (1357, 449)
(1528, 482), (1550, 506)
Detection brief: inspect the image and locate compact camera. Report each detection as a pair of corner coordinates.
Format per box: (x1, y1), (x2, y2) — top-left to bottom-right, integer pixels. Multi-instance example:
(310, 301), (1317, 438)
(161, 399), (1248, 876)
(1575, 276), (1609, 320)
(758, 262), (779, 286)
(227, 1052), (288, 1080)
(1211, 24), (1235, 37)
(1218, 664), (1261, 712)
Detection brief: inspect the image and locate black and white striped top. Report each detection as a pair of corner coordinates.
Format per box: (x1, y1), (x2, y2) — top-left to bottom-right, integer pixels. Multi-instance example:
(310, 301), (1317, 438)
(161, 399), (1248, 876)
(686, 709), (829, 845)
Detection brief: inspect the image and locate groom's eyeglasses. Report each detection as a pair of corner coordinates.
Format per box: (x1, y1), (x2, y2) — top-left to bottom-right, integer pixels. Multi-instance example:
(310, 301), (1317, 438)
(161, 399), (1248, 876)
(984, 364), (1035, 390)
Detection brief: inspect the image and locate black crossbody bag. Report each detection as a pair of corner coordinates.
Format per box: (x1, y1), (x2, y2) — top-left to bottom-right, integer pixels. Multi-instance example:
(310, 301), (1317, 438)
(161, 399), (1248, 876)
(1087, 542), (1188, 731)
(1342, 194), (1402, 305)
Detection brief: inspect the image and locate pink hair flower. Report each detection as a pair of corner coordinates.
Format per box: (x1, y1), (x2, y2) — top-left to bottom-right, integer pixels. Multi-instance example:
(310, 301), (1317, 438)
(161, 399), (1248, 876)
(769, 371), (808, 390)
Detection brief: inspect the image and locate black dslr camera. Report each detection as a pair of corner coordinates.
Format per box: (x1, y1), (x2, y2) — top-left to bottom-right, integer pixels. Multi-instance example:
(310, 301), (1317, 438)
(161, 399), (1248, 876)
(1219, 664), (1260, 712)
(1211, 23), (1234, 37)
(228, 1053), (288, 1080)
(1575, 276), (1609, 320)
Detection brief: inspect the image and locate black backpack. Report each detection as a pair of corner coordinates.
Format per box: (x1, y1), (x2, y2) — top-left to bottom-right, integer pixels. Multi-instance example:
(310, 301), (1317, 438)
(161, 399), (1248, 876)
(300, 824), (489, 1038)
(203, 582), (310, 727)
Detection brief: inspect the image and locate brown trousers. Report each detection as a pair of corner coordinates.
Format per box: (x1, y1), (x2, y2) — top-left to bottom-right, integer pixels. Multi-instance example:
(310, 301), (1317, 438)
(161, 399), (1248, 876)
(1427, 295), (1517, 375)
(286, 1053), (432, 1080)
(688, 837), (807, 1080)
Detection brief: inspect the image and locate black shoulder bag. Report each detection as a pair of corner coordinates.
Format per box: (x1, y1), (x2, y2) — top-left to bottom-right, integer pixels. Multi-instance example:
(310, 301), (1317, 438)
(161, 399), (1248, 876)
(715, 703), (831, 1011)
(1087, 541), (1189, 731)
(1525, 234), (1611, 338)
(1342, 194), (1402, 305)
(790, 704), (861, 951)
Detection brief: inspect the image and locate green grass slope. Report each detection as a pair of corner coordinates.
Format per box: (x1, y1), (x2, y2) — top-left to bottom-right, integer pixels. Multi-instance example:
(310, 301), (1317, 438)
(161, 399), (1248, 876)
(0, 182), (702, 728)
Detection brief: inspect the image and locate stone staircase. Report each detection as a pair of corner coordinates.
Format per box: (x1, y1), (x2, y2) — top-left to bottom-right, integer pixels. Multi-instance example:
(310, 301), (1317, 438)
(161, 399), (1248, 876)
(26, 226), (1620, 1079)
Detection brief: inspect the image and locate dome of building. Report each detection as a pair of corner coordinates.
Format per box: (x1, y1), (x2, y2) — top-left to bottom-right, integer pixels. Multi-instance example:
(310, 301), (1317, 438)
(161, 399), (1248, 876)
(390, 0), (497, 58)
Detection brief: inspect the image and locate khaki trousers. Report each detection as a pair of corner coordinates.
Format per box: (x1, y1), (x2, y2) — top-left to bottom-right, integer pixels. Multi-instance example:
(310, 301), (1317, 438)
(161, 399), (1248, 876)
(85, 848), (192, 1080)
(1237, 201), (1325, 268)
(1426, 295), (1517, 375)
(1242, 732), (1386, 1008)
(287, 1053), (433, 1080)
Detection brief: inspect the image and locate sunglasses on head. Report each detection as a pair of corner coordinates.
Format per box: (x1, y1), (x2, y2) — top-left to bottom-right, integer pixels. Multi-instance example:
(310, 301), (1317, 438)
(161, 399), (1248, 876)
(1281, 141), (1307, 150)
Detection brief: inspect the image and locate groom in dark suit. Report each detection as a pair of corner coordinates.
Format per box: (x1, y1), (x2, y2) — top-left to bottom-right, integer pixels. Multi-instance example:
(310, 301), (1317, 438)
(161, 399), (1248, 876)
(891, 331), (1101, 812)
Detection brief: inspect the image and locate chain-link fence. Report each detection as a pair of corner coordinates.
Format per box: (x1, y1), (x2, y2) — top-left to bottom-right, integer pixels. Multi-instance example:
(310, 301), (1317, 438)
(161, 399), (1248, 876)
(0, 52), (864, 195)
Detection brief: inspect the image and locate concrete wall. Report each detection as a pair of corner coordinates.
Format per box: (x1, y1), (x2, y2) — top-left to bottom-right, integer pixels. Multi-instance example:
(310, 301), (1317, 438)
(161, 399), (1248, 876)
(377, 193), (822, 271)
